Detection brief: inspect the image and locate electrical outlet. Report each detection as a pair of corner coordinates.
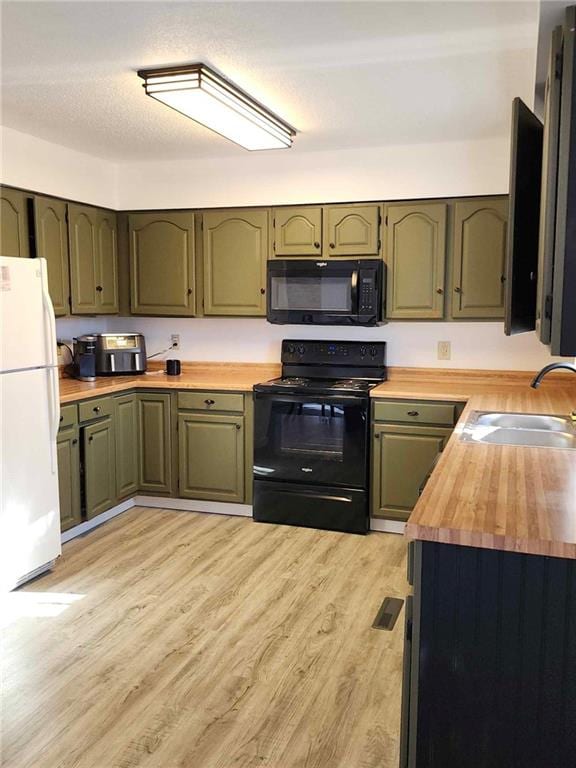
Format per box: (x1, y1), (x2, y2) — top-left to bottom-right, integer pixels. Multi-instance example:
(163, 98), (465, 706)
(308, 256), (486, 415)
(437, 341), (451, 360)
(171, 334), (180, 349)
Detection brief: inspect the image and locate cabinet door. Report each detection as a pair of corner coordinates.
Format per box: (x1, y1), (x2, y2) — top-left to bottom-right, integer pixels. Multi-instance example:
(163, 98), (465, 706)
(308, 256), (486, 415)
(57, 427), (81, 531)
(385, 203), (447, 319)
(68, 203), (99, 314)
(114, 393), (139, 500)
(372, 424), (451, 521)
(202, 209), (268, 315)
(34, 196), (70, 317)
(273, 206), (322, 256)
(0, 187), (30, 258)
(138, 393), (172, 494)
(178, 413), (244, 502)
(84, 417), (116, 519)
(451, 198), (508, 319)
(324, 204), (381, 256)
(95, 210), (119, 313)
(129, 212), (195, 316)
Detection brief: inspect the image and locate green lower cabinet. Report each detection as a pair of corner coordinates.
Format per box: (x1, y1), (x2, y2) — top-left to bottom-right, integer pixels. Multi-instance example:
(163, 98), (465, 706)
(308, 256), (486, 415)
(114, 393), (139, 500)
(371, 423), (452, 521)
(83, 417), (116, 519)
(138, 392), (173, 494)
(178, 413), (244, 502)
(56, 427), (82, 531)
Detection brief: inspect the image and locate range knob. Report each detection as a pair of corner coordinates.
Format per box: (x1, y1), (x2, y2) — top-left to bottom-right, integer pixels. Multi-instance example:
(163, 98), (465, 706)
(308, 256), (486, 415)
(360, 345), (367, 357)
(298, 345), (305, 355)
(369, 346), (378, 357)
(287, 344), (295, 354)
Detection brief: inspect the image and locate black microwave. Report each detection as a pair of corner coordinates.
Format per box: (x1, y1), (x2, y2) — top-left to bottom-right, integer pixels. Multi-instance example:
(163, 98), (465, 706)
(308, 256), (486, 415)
(267, 259), (384, 326)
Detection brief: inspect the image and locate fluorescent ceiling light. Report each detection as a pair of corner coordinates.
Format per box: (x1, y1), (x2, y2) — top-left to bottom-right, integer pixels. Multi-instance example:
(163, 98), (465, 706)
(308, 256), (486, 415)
(138, 63), (295, 151)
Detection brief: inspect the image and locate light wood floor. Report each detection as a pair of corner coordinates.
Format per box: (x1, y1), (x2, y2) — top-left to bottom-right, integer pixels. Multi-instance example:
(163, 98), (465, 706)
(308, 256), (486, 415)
(2, 508), (408, 768)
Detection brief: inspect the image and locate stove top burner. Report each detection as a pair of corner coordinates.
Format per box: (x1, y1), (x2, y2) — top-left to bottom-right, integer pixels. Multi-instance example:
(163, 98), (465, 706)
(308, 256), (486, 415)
(256, 376), (378, 395)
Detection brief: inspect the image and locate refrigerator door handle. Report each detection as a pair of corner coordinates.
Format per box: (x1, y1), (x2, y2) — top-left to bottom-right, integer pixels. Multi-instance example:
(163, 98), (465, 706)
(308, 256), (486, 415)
(40, 258), (60, 469)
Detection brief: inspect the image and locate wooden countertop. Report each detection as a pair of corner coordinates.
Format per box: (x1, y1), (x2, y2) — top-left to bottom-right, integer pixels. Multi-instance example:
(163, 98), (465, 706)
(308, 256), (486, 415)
(372, 368), (576, 560)
(59, 362), (281, 403)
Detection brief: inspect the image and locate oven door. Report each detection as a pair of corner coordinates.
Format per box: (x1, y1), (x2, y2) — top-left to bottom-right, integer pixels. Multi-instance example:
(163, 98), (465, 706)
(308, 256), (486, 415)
(254, 392), (368, 487)
(267, 260), (359, 324)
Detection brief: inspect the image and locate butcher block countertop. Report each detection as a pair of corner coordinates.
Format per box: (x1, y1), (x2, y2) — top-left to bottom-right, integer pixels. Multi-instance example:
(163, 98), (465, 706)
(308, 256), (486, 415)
(372, 368), (576, 560)
(59, 362), (281, 403)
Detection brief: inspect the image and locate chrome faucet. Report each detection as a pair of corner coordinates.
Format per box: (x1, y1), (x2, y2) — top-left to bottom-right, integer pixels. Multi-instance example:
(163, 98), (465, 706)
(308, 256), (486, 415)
(530, 362), (576, 388)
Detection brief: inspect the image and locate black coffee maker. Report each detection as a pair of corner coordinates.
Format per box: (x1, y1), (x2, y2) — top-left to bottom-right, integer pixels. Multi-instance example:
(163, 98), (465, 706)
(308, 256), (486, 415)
(72, 335), (97, 381)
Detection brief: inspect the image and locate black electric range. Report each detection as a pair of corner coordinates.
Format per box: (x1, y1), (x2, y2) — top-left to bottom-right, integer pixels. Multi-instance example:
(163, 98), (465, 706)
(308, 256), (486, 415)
(252, 339), (387, 534)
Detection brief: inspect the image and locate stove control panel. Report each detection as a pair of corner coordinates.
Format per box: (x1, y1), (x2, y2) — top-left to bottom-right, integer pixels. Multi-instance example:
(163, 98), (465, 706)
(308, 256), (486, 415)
(281, 339), (386, 366)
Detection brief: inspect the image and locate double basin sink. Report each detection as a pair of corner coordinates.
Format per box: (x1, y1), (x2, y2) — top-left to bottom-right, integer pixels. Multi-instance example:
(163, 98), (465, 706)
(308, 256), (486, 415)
(461, 411), (576, 450)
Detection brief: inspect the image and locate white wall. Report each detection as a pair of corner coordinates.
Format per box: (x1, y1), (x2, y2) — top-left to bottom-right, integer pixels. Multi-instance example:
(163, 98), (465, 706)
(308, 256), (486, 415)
(51, 315), (561, 372)
(116, 137), (510, 210)
(0, 126), (117, 208)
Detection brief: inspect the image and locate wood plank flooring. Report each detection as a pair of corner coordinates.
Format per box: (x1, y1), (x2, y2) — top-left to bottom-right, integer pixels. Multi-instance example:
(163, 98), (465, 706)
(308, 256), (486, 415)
(2, 508), (408, 768)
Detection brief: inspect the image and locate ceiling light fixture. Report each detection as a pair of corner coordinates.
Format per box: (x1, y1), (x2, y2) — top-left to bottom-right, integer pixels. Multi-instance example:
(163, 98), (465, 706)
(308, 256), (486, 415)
(137, 63), (295, 151)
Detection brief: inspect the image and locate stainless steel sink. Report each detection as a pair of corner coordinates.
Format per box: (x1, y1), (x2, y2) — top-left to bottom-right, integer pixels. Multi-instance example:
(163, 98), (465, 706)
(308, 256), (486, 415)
(461, 410), (576, 450)
(474, 412), (573, 432)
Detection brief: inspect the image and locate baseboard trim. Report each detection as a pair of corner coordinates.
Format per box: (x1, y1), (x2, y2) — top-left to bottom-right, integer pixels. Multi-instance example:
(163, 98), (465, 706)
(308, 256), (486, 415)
(370, 518), (406, 535)
(62, 496), (404, 543)
(61, 497), (136, 543)
(133, 496), (253, 517)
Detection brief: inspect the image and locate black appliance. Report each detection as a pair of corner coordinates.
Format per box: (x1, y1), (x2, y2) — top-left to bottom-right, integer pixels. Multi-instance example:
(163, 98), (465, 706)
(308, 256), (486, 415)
(93, 333), (147, 376)
(266, 259), (383, 326)
(504, 97), (543, 336)
(72, 335), (97, 381)
(253, 339), (387, 534)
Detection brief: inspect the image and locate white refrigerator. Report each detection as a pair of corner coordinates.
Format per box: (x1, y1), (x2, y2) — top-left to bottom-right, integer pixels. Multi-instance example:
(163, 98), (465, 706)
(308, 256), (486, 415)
(0, 256), (61, 591)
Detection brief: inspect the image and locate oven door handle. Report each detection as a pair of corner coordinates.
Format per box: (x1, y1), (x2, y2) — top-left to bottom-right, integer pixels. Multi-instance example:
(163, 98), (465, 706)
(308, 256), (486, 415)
(254, 392), (365, 406)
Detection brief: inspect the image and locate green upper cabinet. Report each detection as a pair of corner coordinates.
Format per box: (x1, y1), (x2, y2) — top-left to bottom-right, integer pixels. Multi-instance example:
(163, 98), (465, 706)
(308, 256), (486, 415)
(57, 426), (81, 532)
(83, 416), (116, 519)
(385, 202), (447, 320)
(372, 423), (451, 521)
(137, 392), (173, 495)
(129, 211), (195, 316)
(202, 209), (268, 316)
(95, 210), (119, 313)
(323, 204), (381, 257)
(1, 187), (30, 258)
(451, 197), (508, 319)
(114, 393), (139, 501)
(68, 203), (118, 314)
(178, 412), (245, 502)
(273, 206), (322, 256)
(33, 196), (70, 317)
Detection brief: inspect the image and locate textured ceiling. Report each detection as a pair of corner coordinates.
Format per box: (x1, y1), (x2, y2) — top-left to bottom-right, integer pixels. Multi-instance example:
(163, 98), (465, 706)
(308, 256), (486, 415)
(0, 1), (539, 162)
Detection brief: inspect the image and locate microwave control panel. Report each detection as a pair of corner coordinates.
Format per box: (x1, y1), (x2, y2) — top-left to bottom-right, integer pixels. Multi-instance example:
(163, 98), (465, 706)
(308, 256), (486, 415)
(359, 270), (378, 314)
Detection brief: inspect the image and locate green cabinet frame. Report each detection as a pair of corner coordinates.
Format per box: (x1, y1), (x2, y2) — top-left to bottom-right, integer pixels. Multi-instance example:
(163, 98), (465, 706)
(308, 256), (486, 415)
(33, 196), (70, 317)
(114, 393), (139, 500)
(137, 392), (173, 494)
(372, 423), (452, 521)
(57, 426), (82, 531)
(0, 186), (30, 258)
(83, 416), (116, 519)
(202, 209), (268, 315)
(451, 198), (508, 319)
(178, 412), (245, 502)
(129, 211), (195, 316)
(385, 202), (447, 319)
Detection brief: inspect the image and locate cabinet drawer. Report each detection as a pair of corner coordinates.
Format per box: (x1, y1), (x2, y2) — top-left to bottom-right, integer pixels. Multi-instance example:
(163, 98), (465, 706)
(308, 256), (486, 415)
(374, 400), (457, 426)
(79, 396), (113, 423)
(177, 391), (244, 413)
(59, 403), (78, 430)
